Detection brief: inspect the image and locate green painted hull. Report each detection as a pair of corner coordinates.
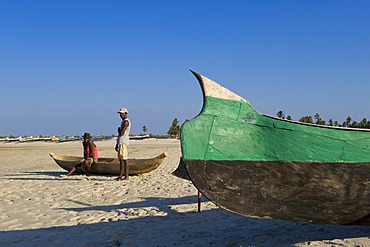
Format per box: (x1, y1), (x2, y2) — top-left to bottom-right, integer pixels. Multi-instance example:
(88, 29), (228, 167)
(181, 94), (370, 163)
(180, 71), (370, 225)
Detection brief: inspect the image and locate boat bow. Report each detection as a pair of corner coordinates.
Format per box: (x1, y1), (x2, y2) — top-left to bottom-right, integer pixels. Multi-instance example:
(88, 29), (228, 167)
(180, 71), (370, 225)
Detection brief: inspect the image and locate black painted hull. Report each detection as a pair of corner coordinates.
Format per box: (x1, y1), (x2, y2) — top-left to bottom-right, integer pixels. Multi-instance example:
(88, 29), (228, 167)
(183, 159), (370, 225)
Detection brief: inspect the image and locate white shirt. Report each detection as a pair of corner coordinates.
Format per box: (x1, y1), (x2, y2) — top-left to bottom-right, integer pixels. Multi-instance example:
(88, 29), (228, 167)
(117, 118), (130, 145)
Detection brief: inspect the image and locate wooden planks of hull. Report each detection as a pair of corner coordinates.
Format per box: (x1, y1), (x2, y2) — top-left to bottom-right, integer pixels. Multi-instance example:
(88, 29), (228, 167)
(184, 159), (370, 225)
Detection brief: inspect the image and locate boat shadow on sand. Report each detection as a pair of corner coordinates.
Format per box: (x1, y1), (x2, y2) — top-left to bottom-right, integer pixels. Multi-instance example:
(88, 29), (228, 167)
(1, 195), (370, 246)
(2, 171), (67, 180)
(1, 171), (89, 181)
(1, 171), (127, 181)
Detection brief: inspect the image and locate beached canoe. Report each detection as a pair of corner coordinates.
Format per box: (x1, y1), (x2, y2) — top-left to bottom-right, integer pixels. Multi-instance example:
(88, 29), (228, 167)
(50, 152), (167, 175)
(129, 134), (150, 140)
(178, 70), (370, 225)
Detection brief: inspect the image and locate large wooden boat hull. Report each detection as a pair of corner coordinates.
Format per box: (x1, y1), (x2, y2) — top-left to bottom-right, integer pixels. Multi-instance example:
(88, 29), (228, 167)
(179, 71), (370, 225)
(50, 152), (167, 175)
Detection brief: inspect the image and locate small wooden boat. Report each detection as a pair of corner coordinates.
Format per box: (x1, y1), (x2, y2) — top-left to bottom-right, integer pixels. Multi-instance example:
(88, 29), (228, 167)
(129, 134), (150, 140)
(178, 70), (370, 225)
(50, 152), (167, 175)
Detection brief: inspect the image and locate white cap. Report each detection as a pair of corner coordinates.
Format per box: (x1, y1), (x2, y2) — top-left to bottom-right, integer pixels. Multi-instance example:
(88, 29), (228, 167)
(117, 108), (128, 114)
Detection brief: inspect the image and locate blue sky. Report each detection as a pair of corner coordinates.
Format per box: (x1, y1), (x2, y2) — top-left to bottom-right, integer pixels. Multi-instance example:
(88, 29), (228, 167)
(1, 1), (370, 136)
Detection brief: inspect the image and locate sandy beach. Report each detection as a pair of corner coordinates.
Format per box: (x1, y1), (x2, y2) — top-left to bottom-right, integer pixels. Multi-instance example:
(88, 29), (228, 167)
(0, 139), (369, 247)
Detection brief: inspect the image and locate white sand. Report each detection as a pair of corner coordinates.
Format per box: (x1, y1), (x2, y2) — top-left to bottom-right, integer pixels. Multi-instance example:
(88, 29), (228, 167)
(0, 139), (369, 246)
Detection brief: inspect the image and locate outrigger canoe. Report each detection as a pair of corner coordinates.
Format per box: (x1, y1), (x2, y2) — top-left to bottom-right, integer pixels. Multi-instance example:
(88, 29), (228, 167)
(177, 70), (370, 225)
(50, 152), (167, 175)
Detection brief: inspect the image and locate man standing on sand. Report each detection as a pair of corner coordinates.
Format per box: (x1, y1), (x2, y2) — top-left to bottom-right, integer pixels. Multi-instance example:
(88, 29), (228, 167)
(116, 107), (131, 181)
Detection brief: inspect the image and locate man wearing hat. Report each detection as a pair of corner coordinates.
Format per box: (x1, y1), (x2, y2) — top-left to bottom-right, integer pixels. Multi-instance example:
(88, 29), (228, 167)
(63, 132), (98, 177)
(116, 107), (131, 180)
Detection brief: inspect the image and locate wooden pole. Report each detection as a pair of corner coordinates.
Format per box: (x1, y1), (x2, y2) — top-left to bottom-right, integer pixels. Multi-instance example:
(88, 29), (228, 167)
(197, 190), (202, 212)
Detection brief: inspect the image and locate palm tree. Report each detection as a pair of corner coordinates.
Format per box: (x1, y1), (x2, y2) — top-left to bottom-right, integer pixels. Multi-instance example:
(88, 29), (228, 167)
(142, 126), (148, 134)
(351, 121), (359, 128)
(360, 118), (367, 128)
(345, 116), (352, 127)
(314, 113), (325, 125)
(167, 118), (180, 138)
(299, 116), (313, 124)
(276, 110), (285, 119)
(328, 119), (333, 126)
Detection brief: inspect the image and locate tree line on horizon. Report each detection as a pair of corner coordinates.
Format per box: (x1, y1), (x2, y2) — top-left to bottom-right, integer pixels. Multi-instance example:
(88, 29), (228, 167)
(1, 119), (180, 140)
(276, 110), (370, 129)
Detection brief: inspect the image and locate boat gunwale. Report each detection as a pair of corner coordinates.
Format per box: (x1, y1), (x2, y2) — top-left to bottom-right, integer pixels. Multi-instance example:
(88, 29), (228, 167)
(49, 152), (168, 163)
(263, 114), (370, 132)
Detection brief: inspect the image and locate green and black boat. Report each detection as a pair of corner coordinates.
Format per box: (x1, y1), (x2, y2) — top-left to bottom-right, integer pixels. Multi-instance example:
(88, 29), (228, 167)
(178, 70), (370, 225)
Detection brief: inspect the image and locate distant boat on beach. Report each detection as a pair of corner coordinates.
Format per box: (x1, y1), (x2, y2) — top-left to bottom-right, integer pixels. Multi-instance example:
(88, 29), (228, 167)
(58, 136), (82, 142)
(0, 136), (52, 142)
(0, 135), (116, 143)
(177, 70), (370, 225)
(91, 135), (115, 141)
(129, 134), (150, 140)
